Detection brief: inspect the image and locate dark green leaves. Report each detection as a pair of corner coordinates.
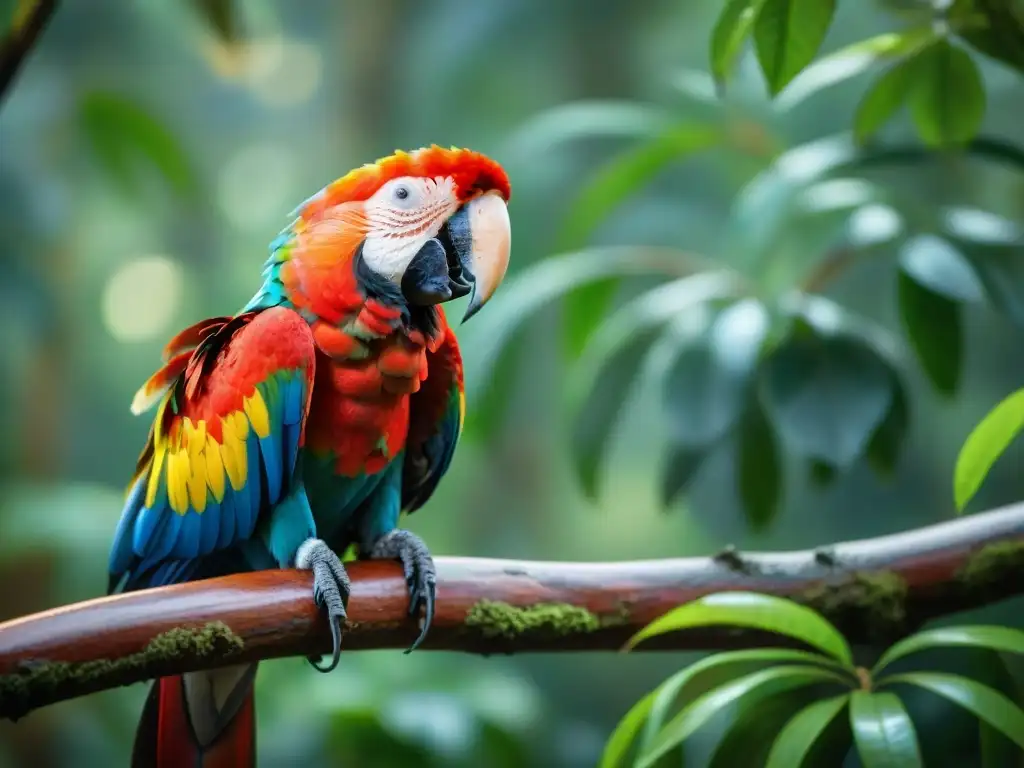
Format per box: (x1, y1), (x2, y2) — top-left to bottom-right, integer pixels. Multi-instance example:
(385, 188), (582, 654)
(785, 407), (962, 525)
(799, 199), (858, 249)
(737, 394), (782, 529)
(79, 91), (199, 200)
(909, 41), (986, 148)
(766, 695), (850, 767)
(761, 325), (893, 468)
(710, 0), (837, 94)
(754, 0), (837, 96)
(953, 388), (1024, 511)
(849, 691), (923, 767)
(874, 625), (1024, 673)
(189, 0), (238, 42)
(854, 56), (919, 144)
(896, 236), (983, 397)
(880, 673), (1024, 751)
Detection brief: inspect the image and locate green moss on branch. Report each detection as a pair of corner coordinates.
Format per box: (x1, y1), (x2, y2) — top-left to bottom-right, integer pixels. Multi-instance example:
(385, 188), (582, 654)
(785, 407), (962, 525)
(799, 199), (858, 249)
(0, 622), (244, 720)
(465, 600), (603, 640)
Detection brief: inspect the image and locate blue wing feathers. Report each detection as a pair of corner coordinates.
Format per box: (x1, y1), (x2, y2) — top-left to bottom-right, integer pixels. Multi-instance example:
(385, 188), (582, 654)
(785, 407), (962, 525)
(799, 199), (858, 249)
(109, 360), (311, 593)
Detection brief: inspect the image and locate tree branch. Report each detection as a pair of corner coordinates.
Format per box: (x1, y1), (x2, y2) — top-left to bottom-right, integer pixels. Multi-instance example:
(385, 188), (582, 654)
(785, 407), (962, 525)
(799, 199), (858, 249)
(2, 502), (1023, 720)
(0, 0), (57, 107)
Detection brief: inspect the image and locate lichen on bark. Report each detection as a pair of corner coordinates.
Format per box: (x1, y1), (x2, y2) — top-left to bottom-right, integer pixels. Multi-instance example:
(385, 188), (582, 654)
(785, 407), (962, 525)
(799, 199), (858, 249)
(800, 570), (910, 642)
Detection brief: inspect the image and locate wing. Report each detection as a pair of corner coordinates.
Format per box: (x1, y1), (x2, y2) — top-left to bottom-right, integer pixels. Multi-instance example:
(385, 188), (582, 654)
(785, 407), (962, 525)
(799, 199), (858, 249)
(401, 313), (465, 514)
(108, 307), (316, 592)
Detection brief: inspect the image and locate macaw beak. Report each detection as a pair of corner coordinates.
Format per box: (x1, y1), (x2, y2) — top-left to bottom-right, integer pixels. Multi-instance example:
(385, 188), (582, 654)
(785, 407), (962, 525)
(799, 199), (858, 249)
(401, 190), (511, 321)
(452, 191), (511, 322)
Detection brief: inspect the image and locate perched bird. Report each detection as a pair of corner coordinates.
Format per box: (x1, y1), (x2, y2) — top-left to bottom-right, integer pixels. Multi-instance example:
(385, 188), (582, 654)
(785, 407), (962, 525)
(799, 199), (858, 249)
(107, 146), (512, 767)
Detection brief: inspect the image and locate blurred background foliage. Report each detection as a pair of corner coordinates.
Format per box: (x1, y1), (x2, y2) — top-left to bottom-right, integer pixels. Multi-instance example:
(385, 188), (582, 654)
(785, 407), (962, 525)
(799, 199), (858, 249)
(0, 0), (1022, 766)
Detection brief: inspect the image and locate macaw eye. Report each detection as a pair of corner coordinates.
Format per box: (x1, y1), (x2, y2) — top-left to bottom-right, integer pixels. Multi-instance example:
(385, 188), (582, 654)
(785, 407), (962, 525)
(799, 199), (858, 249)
(394, 185), (410, 201)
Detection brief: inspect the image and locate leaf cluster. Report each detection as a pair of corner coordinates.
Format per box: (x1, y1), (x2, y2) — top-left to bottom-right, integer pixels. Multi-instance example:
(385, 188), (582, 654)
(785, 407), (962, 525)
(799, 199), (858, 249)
(602, 593), (1024, 767)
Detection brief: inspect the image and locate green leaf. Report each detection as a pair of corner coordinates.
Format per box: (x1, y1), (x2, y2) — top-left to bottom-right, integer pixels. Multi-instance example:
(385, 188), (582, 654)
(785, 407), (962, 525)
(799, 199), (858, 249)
(600, 689), (657, 768)
(625, 592), (854, 665)
(570, 324), (665, 499)
(79, 91), (198, 200)
(463, 247), (703, 405)
(568, 272), (743, 498)
(766, 695), (850, 768)
(960, 245), (1024, 328)
(638, 665), (851, 768)
(951, 0), (1024, 77)
(711, 0), (767, 86)
(899, 235), (985, 303)
(865, 366), (909, 478)
(737, 393), (782, 530)
(640, 648), (851, 753)
(778, 27), (937, 111)
(849, 691), (923, 767)
(880, 672), (1024, 750)
(660, 444), (705, 509)
(503, 100), (677, 159)
(760, 328), (893, 468)
(875, 625), (1024, 675)
(853, 56), (919, 145)
(558, 126), (721, 357)
(896, 270), (962, 397)
(953, 388), (1024, 511)
(709, 688), (822, 768)
(908, 41), (986, 148)
(754, 0), (837, 96)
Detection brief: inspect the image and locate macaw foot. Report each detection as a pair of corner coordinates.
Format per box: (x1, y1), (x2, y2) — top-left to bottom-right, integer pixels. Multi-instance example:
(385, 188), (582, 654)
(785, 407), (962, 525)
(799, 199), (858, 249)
(370, 529), (436, 654)
(296, 537), (351, 673)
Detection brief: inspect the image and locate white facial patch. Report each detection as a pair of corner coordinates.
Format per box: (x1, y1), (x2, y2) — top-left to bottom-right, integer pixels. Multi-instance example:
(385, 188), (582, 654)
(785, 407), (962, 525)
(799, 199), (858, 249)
(360, 175), (459, 282)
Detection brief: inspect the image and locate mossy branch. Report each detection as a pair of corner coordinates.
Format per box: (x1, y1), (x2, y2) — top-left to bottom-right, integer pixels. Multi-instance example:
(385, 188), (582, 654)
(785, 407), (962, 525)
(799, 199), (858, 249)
(1, 501), (1023, 720)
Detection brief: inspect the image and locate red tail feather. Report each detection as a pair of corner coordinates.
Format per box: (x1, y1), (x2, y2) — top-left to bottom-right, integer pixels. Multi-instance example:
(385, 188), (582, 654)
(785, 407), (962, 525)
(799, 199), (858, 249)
(133, 674), (256, 768)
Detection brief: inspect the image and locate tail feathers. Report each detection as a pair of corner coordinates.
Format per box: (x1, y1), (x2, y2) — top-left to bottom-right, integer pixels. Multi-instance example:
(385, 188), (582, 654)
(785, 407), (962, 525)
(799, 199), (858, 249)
(132, 664), (258, 768)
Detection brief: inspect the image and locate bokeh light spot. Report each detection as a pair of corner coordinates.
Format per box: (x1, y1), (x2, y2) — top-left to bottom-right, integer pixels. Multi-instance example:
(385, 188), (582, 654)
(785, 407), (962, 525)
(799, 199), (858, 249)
(102, 255), (183, 342)
(245, 38), (323, 108)
(218, 141), (295, 232)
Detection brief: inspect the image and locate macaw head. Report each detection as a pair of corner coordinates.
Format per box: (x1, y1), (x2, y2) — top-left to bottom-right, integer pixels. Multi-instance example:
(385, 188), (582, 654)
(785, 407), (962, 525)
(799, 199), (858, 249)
(286, 145), (511, 323)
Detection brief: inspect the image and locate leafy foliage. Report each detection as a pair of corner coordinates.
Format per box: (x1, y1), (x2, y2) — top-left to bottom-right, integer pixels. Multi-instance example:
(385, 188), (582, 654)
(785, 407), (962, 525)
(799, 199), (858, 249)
(953, 387), (1024, 512)
(472, 0), (1024, 530)
(602, 593), (1024, 766)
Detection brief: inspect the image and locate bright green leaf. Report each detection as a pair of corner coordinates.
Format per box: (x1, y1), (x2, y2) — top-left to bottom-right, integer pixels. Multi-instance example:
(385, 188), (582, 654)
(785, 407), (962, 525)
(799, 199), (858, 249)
(778, 27), (937, 111)
(558, 126), (721, 357)
(711, 0), (767, 86)
(896, 270), (962, 397)
(875, 625), (1024, 675)
(737, 393), (782, 530)
(849, 691), (923, 767)
(953, 389), (1024, 511)
(624, 591), (854, 665)
(567, 271), (744, 498)
(600, 689), (657, 768)
(853, 56), (919, 145)
(766, 695), (850, 768)
(909, 41), (986, 147)
(899, 235), (985, 303)
(880, 672), (1024, 750)
(79, 91), (198, 200)
(754, 0), (837, 96)
(760, 329), (894, 467)
(638, 665), (850, 768)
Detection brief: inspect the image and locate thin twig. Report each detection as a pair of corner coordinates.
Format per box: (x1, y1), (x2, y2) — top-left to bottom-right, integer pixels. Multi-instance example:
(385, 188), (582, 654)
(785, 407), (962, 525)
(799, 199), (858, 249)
(0, 0), (57, 107)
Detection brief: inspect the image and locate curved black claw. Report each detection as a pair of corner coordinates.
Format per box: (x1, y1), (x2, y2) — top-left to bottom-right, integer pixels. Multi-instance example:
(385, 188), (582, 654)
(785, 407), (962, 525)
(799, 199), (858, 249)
(295, 538), (351, 673)
(370, 529), (436, 653)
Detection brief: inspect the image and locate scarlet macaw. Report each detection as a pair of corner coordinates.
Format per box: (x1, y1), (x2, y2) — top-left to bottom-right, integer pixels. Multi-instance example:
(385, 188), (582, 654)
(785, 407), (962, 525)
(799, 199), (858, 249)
(107, 146), (512, 766)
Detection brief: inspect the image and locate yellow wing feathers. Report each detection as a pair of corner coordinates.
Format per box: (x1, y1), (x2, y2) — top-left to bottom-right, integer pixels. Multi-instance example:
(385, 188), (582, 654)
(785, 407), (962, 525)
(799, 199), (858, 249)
(144, 386), (276, 516)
